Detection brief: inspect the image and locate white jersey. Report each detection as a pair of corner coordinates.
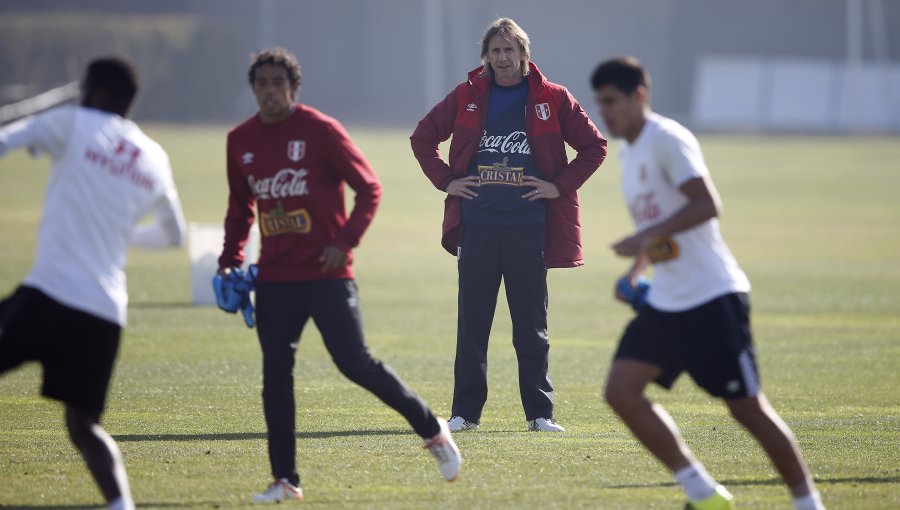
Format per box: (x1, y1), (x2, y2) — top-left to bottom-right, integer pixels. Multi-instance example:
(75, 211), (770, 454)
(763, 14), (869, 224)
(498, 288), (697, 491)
(0, 105), (185, 325)
(619, 112), (750, 312)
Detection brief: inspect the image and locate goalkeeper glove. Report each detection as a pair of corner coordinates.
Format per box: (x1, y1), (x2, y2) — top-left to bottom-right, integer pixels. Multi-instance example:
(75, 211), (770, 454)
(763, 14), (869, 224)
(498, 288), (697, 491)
(616, 275), (651, 311)
(212, 265), (257, 328)
(239, 265), (258, 328)
(213, 268), (244, 313)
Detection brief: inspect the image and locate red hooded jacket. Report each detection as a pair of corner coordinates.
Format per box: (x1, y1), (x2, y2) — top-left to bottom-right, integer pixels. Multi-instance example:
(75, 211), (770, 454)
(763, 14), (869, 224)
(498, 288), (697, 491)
(410, 63), (607, 268)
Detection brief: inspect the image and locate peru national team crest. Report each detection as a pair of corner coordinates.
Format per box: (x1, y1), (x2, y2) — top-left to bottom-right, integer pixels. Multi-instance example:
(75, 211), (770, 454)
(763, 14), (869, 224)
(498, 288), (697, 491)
(287, 140), (306, 162)
(535, 103), (551, 121)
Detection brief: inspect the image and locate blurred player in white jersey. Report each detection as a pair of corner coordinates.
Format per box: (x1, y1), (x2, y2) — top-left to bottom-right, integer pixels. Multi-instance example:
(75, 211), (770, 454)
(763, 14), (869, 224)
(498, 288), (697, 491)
(591, 57), (824, 510)
(0, 57), (185, 510)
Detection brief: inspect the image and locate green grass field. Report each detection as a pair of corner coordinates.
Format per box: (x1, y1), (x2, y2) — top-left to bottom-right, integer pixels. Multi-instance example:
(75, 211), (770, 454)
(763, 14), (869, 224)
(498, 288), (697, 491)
(1, 127), (898, 509)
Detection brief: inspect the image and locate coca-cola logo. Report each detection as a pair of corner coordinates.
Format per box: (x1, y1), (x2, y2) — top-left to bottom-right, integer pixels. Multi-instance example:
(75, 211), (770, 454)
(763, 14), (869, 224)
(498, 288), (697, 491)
(477, 130), (531, 155)
(248, 168), (310, 200)
(630, 192), (661, 224)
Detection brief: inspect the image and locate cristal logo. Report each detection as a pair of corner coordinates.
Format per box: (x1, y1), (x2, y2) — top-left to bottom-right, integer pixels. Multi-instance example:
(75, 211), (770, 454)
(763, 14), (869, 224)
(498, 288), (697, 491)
(477, 130), (531, 155)
(248, 168), (310, 200)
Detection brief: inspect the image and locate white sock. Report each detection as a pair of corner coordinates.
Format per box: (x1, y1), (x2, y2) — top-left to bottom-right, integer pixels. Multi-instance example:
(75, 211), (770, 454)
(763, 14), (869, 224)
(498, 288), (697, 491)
(673, 463), (718, 501)
(793, 490), (825, 510)
(108, 496), (135, 510)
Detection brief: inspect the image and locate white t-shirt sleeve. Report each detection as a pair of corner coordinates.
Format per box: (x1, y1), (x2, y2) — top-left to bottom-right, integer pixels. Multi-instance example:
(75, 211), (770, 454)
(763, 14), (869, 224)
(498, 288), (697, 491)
(654, 125), (709, 187)
(130, 193), (185, 249)
(0, 105), (74, 159)
(130, 166), (186, 249)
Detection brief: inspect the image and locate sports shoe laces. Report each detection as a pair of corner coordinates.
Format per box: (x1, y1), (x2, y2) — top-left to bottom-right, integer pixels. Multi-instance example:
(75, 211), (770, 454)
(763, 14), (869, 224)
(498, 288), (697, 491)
(529, 417), (564, 431)
(425, 436), (451, 461)
(448, 416), (479, 431)
(425, 422), (462, 482)
(253, 478), (302, 502)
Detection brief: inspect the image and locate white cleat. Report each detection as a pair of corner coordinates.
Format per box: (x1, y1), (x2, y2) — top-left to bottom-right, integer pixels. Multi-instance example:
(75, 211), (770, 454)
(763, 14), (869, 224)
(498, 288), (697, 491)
(447, 415), (480, 432)
(527, 417), (565, 432)
(252, 478), (304, 503)
(425, 417), (463, 482)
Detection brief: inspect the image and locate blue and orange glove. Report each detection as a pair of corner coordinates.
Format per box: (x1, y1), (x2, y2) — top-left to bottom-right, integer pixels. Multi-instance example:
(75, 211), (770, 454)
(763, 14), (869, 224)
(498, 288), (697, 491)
(213, 265), (257, 328)
(615, 275), (651, 312)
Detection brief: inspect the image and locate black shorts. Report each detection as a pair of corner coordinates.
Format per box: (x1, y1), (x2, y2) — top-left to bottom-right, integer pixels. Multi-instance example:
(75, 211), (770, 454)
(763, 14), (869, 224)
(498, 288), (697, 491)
(614, 292), (759, 398)
(0, 286), (121, 417)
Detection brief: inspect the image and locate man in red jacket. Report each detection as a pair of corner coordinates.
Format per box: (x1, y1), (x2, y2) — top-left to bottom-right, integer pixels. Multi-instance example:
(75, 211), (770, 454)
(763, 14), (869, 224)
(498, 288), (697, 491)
(218, 47), (461, 502)
(410, 18), (607, 433)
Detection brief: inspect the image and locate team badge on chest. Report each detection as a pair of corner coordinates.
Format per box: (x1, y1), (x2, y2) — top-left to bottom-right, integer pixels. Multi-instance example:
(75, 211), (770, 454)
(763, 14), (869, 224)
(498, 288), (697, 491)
(287, 140), (306, 162)
(535, 103), (551, 121)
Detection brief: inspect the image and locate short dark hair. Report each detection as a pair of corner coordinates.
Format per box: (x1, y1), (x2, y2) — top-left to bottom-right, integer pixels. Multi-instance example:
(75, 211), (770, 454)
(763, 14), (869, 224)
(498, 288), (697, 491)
(248, 47), (301, 90)
(590, 56), (650, 94)
(84, 56), (139, 116)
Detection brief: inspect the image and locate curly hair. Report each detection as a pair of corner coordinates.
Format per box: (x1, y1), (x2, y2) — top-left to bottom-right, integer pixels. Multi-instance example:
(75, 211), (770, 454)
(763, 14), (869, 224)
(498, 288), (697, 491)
(247, 47), (301, 90)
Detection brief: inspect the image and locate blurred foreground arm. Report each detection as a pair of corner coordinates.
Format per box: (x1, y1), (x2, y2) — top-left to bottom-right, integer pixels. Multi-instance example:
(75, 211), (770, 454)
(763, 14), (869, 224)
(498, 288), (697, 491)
(0, 106), (73, 159)
(611, 177), (720, 258)
(131, 186), (186, 248)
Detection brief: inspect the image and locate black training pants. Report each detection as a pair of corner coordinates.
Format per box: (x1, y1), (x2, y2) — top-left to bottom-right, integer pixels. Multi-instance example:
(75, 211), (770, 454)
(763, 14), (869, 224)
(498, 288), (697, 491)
(255, 279), (439, 486)
(452, 222), (554, 422)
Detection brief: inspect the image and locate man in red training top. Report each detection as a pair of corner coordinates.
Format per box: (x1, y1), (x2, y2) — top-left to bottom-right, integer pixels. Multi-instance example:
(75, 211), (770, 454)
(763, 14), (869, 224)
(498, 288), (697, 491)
(217, 47), (461, 503)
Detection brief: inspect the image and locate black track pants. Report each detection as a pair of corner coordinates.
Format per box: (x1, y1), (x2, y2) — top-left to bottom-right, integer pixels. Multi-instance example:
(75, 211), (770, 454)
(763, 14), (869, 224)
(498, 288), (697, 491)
(451, 222), (554, 422)
(255, 279), (439, 486)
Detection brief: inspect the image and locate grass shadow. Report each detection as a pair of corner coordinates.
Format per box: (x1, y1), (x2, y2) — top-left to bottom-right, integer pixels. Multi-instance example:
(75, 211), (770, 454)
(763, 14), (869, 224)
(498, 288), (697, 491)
(0, 504), (215, 509)
(607, 475), (900, 489)
(113, 429), (413, 442)
(129, 301), (199, 309)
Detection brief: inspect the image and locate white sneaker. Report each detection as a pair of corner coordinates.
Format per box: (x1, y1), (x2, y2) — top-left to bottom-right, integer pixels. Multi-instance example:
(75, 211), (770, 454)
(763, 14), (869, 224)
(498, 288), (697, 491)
(447, 415), (479, 432)
(527, 417), (565, 432)
(252, 478), (304, 503)
(425, 417), (462, 482)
